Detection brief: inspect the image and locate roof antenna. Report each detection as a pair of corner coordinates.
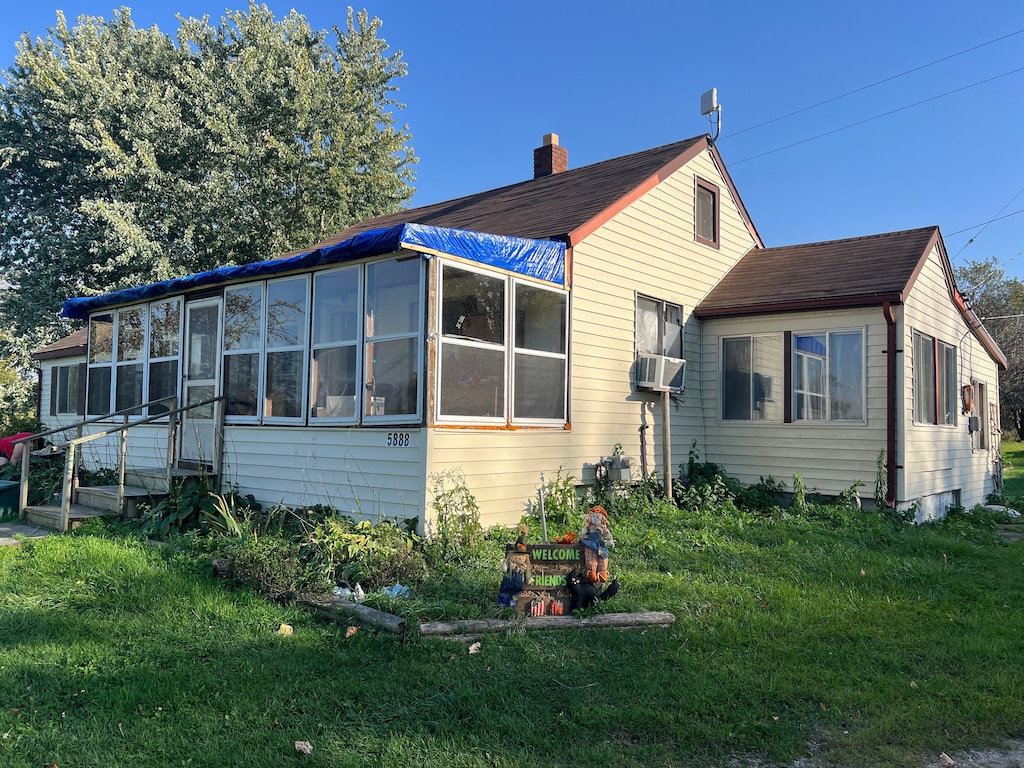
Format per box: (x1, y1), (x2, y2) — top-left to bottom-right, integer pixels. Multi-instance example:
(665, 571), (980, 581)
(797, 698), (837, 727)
(700, 88), (722, 145)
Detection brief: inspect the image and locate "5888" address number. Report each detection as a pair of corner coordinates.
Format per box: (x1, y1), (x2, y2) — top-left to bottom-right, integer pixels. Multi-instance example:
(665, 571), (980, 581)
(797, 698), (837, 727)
(386, 432), (411, 447)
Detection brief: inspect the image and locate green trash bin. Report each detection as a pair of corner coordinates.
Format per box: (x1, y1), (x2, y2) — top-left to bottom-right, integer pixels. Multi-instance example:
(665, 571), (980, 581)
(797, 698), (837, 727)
(0, 480), (19, 518)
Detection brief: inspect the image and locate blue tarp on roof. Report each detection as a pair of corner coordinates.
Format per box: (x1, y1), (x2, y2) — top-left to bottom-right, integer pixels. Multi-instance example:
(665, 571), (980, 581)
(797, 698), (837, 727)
(62, 223), (566, 320)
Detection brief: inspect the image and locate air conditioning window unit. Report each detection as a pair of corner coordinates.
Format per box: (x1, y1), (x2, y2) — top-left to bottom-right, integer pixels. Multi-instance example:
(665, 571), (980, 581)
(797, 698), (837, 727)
(635, 354), (686, 392)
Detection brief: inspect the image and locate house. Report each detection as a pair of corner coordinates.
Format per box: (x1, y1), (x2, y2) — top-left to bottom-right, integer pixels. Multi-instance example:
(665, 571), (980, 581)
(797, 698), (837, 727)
(33, 133), (1005, 528)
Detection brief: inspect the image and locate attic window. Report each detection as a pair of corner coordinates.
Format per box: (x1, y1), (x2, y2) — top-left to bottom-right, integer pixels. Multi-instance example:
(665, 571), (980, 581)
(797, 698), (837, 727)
(695, 177), (719, 248)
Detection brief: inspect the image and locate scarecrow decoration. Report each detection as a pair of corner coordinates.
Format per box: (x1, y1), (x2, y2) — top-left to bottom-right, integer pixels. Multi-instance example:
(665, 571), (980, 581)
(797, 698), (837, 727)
(579, 505), (614, 583)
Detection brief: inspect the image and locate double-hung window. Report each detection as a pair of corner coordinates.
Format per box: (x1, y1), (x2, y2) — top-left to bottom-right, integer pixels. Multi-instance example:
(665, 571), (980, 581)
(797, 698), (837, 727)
(721, 334), (784, 421)
(636, 296), (682, 358)
(913, 331), (956, 425)
(792, 330), (864, 421)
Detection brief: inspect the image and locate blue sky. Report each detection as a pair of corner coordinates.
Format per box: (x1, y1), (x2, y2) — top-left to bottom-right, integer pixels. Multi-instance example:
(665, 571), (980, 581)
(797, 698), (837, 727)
(3, 1), (1023, 284)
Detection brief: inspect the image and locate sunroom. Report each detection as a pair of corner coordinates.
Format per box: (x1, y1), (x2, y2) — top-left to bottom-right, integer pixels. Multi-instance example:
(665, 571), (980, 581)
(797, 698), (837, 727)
(59, 224), (568, 512)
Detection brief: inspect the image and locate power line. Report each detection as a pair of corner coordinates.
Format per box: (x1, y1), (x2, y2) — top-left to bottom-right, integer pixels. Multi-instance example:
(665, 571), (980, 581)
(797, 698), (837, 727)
(730, 65), (1024, 165)
(950, 185), (1024, 261)
(727, 27), (1024, 139)
(946, 207), (1024, 237)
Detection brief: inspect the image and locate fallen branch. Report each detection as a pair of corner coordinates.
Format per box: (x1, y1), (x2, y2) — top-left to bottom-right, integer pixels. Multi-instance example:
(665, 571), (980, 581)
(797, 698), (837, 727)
(301, 594), (406, 634)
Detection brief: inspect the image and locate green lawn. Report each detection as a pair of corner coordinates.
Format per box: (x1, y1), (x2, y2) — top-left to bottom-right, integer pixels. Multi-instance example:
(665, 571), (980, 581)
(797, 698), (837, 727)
(1, 487), (1023, 767)
(1000, 440), (1024, 500)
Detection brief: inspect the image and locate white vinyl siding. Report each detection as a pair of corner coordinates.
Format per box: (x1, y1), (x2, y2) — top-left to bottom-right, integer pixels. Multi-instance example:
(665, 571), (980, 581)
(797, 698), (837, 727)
(428, 150), (760, 524)
(703, 310), (884, 501)
(903, 245), (1001, 511)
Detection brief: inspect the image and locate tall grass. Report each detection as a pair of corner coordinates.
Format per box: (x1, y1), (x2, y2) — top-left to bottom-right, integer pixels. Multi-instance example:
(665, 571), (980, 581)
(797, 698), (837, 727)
(2, 491), (1023, 767)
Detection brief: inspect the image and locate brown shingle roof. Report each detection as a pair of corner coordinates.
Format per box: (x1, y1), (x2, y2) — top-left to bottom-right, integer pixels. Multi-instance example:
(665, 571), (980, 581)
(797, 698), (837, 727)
(281, 136), (709, 256)
(695, 227), (941, 318)
(32, 328), (88, 360)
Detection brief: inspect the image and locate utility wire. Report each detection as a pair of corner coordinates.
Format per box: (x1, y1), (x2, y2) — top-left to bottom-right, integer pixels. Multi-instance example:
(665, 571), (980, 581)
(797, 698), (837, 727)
(730, 65), (1024, 165)
(950, 185), (1024, 261)
(946, 207), (1024, 237)
(727, 27), (1024, 140)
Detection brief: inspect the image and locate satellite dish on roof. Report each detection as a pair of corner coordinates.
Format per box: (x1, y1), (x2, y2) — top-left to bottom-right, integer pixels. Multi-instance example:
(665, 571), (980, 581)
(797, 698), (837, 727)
(700, 88), (722, 145)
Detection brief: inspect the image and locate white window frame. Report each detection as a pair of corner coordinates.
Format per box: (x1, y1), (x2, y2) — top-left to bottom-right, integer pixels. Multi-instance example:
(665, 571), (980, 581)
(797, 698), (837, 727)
(363, 256), (424, 426)
(86, 301), (184, 420)
(435, 261), (569, 427)
(262, 275), (310, 425)
(223, 283), (265, 425)
(309, 265), (363, 425)
(436, 261), (508, 425)
(791, 328), (866, 423)
(52, 363), (82, 416)
(511, 278), (568, 426)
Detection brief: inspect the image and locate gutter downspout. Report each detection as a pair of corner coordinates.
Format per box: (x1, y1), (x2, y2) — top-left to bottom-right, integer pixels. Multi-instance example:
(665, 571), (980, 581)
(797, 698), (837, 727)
(883, 302), (898, 508)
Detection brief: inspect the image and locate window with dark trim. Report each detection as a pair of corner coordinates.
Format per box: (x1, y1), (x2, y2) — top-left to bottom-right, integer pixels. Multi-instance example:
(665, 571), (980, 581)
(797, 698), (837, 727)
(913, 331), (956, 425)
(695, 177), (719, 248)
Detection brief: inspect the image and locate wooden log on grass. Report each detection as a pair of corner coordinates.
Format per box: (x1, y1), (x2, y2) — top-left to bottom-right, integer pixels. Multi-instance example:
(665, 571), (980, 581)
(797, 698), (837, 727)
(419, 611), (675, 638)
(301, 594), (406, 634)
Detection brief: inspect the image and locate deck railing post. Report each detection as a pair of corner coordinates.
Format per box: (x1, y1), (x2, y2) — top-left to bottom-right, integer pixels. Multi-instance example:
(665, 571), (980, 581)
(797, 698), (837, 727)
(118, 415), (128, 517)
(18, 447), (30, 515)
(61, 443), (76, 533)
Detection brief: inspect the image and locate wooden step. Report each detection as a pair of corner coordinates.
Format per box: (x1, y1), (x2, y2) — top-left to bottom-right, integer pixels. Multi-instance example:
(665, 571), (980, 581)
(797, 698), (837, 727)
(23, 503), (113, 531)
(75, 485), (158, 518)
(125, 467), (217, 495)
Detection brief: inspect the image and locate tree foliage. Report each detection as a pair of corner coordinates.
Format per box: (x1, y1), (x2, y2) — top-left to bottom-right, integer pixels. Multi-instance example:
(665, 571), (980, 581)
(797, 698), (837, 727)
(0, 2), (415, 359)
(956, 257), (1024, 438)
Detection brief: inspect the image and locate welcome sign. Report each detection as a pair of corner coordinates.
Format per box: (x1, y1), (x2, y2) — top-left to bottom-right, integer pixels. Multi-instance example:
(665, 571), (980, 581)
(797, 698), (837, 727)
(505, 543), (584, 615)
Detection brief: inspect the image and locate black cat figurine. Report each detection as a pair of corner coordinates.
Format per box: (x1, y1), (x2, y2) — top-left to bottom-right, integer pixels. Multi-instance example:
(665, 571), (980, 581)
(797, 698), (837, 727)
(565, 570), (619, 612)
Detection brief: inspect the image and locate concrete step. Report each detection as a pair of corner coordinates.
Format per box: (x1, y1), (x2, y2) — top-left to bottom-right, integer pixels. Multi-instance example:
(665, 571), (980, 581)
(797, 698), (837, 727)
(24, 503), (112, 531)
(75, 485), (158, 518)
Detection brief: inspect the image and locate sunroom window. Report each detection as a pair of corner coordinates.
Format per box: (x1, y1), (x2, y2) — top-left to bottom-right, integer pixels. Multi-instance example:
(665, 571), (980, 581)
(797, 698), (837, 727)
(513, 282), (567, 422)
(310, 266), (361, 421)
(86, 314), (113, 415)
(223, 284), (263, 419)
(438, 264), (506, 421)
(364, 258), (422, 421)
(148, 298), (180, 415)
(264, 276), (308, 421)
(437, 262), (567, 425)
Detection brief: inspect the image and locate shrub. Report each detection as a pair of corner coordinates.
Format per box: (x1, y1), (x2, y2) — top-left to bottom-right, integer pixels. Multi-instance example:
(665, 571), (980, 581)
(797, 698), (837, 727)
(427, 468), (484, 563)
(302, 515), (425, 590)
(223, 535), (330, 600)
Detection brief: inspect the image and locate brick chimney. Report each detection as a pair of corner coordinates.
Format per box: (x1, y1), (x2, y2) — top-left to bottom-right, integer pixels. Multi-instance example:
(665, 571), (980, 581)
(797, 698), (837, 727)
(533, 133), (568, 178)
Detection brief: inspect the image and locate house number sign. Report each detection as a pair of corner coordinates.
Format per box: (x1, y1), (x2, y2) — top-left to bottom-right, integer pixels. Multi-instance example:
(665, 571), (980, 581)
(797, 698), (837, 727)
(386, 432), (411, 447)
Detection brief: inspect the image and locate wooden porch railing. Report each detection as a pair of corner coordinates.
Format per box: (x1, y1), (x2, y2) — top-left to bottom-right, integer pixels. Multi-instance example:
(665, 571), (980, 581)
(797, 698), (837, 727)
(14, 394), (225, 532)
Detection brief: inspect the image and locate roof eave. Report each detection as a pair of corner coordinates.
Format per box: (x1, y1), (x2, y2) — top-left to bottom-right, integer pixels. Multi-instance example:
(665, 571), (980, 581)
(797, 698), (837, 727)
(694, 292), (905, 319)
